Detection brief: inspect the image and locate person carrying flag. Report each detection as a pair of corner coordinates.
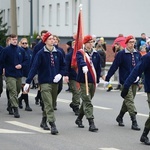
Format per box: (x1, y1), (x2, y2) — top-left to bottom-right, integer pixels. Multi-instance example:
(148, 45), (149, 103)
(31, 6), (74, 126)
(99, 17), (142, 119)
(75, 35), (101, 132)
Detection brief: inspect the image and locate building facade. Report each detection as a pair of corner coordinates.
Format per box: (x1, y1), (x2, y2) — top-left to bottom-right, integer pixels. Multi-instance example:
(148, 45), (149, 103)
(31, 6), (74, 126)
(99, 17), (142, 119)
(0, 0), (150, 39)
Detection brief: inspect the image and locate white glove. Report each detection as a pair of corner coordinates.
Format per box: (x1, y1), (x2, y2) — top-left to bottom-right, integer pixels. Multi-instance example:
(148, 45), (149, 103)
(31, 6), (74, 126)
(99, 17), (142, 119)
(24, 83), (30, 92)
(82, 66), (88, 73)
(53, 74), (62, 83)
(134, 76), (140, 83)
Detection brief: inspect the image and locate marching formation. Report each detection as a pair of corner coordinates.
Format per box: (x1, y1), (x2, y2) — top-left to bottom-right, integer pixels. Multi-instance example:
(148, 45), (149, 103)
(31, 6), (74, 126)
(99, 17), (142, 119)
(0, 31), (150, 146)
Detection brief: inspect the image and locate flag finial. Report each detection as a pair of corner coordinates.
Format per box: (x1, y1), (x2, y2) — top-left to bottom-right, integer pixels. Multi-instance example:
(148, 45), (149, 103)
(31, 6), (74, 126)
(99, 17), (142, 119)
(79, 4), (82, 10)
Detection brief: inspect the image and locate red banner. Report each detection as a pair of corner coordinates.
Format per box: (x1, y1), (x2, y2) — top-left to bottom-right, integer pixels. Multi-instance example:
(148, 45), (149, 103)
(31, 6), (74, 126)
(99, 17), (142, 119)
(71, 9), (84, 69)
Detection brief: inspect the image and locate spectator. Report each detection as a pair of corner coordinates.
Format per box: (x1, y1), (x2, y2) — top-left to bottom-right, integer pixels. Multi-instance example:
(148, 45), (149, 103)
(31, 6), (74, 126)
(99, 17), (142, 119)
(137, 33), (147, 51)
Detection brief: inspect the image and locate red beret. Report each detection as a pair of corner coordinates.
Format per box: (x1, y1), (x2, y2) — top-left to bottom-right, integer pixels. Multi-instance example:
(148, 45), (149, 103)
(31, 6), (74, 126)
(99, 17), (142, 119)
(42, 32), (52, 43)
(125, 35), (134, 44)
(83, 35), (93, 44)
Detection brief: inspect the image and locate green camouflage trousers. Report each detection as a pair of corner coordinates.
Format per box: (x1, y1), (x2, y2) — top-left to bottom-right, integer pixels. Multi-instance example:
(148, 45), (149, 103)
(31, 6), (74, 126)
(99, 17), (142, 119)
(69, 80), (80, 106)
(6, 77), (21, 107)
(79, 83), (95, 119)
(121, 84), (137, 116)
(40, 83), (58, 122)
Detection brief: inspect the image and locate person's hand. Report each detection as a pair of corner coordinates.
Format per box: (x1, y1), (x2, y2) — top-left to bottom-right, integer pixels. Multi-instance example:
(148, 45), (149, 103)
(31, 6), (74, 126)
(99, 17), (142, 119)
(24, 83), (30, 93)
(121, 88), (129, 98)
(82, 66), (88, 73)
(96, 83), (99, 87)
(15, 64), (22, 69)
(64, 76), (69, 83)
(53, 74), (62, 83)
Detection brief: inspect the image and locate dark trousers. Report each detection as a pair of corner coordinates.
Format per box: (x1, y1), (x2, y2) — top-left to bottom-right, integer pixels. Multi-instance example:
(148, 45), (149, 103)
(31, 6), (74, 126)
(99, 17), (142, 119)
(145, 93), (150, 129)
(0, 75), (3, 96)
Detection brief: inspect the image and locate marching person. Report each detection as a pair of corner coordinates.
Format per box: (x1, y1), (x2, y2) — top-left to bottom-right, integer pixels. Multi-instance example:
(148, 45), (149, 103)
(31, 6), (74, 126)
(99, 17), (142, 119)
(105, 35), (141, 130)
(64, 40), (80, 116)
(18, 38), (32, 111)
(31, 30), (48, 106)
(121, 52), (150, 145)
(53, 35), (65, 110)
(75, 35), (101, 132)
(0, 34), (28, 118)
(23, 32), (66, 135)
(0, 45), (3, 97)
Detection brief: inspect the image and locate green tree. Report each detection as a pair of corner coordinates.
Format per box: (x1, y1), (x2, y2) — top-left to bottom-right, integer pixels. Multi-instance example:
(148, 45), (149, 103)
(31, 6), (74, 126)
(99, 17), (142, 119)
(0, 10), (8, 47)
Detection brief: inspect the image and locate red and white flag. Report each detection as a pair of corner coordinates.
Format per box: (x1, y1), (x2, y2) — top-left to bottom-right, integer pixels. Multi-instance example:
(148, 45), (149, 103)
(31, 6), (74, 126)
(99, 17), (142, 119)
(71, 8), (84, 69)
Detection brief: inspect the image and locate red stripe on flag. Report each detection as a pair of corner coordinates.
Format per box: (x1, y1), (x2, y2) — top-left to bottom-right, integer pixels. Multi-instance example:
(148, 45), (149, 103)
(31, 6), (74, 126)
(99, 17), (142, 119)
(71, 10), (84, 69)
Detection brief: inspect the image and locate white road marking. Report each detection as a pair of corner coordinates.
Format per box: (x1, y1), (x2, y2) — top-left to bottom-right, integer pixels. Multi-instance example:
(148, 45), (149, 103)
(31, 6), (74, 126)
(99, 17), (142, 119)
(28, 93), (149, 113)
(137, 113), (149, 117)
(94, 106), (112, 110)
(28, 93), (112, 110)
(5, 121), (50, 133)
(0, 128), (34, 134)
(99, 148), (120, 150)
(136, 92), (146, 96)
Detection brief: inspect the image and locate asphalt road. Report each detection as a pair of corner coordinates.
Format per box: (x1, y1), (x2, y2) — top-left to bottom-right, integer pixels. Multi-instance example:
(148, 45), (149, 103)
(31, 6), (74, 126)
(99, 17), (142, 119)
(0, 84), (149, 150)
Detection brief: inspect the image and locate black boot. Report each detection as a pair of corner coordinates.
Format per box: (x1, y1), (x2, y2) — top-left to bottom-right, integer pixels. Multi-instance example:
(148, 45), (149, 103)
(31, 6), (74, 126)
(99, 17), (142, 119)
(140, 127), (150, 145)
(116, 111), (125, 126)
(18, 94), (23, 109)
(49, 122), (58, 135)
(40, 99), (44, 112)
(75, 113), (84, 128)
(24, 94), (32, 111)
(6, 90), (13, 115)
(53, 101), (57, 110)
(130, 115), (140, 131)
(40, 117), (50, 130)
(13, 107), (20, 118)
(6, 101), (13, 115)
(114, 84), (121, 90)
(88, 118), (98, 132)
(70, 103), (79, 115)
(35, 90), (41, 105)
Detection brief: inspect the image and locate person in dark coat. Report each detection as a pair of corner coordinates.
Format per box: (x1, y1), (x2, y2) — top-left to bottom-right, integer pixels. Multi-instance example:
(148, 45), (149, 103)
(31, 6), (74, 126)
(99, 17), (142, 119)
(0, 46), (3, 97)
(18, 38), (33, 111)
(121, 52), (150, 145)
(0, 34), (28, 118)
(64, 41), (80, 115)
(24, 32), (66, 135)
(137, 33), (147, 51)
(31, 30), (47, 106)
(75, 35), (101, 132)
(53, 35), (66, 110)
(105, 35), (141, 131)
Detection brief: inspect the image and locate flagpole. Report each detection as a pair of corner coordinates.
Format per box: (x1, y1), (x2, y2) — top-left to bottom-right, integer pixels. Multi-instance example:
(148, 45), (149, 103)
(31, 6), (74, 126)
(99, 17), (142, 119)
(79, 4), (89, 96)
(83, 54), (89, 96)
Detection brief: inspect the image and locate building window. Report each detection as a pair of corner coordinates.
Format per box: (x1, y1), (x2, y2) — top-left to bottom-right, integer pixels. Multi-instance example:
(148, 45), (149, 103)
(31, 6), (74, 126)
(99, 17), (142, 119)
(65, 2), (69, 26)
(49, 4), (52, 26)
(73, 0), (77, 25)
(17, 7), (20, 26)
(42, 5), (45, 26)
(56, 3), (60, 26)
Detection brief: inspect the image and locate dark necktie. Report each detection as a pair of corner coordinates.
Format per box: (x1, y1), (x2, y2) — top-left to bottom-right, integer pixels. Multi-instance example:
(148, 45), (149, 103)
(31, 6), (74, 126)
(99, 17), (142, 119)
(131, 53), (136, 67)
(50, 52), (54, 66)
